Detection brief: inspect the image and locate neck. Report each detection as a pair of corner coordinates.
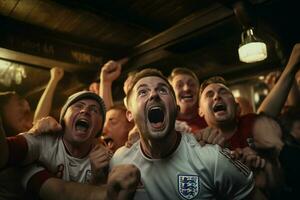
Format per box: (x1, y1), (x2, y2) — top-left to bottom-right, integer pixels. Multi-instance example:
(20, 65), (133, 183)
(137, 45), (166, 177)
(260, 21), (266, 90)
(62, 137), (93, 158)
(140, 130), (180, 159)
(212, 121), (237, 140)
(178, 107), (198, 121)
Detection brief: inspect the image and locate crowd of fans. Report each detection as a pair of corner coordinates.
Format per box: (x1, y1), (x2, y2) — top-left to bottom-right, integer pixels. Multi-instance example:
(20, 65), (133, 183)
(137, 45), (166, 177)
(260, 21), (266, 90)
(0, 43), (300, 200)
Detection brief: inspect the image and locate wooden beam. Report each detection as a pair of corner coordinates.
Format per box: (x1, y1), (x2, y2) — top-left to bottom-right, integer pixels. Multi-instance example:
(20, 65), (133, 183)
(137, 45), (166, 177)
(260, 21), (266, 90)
(122, 3), (234, 74)
(52, 0), (162, 34)
(0, 15), (108, 72)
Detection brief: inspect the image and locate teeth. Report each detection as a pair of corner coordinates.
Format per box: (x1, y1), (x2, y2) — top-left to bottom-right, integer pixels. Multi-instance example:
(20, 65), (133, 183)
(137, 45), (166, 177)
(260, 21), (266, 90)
(182, 95), (192, 98)
(150, 106), (161, 111)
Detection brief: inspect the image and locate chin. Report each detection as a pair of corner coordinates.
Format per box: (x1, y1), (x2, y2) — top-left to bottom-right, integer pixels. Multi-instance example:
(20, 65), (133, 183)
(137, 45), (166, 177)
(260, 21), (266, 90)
(148, 129), (168, 139)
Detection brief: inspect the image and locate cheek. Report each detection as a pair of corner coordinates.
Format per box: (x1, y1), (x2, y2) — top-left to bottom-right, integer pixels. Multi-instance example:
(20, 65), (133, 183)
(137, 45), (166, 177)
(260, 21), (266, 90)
(63, 111), (75, 127)
(3, 111), (19, 125)
(93, 116), (103, 130)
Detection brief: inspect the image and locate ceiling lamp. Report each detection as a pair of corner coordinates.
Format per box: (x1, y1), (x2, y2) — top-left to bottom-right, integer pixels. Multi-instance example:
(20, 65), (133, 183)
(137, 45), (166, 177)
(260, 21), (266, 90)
(238, 28), (267, 63)
(0, 59), (26, 86)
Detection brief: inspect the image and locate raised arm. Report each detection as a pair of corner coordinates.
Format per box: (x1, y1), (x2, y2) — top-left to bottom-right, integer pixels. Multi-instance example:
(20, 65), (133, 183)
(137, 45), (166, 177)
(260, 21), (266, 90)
(34, 67), (64, 123)
(99, 58), (127, 110)
(258, 43), (300, 117)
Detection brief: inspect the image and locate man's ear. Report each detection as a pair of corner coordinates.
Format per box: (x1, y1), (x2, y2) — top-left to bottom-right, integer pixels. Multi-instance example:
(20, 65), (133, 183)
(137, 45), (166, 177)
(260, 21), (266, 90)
(177, 105), (180, 113)
(199, 106), (204, 117)
(126, 110), (134, 122)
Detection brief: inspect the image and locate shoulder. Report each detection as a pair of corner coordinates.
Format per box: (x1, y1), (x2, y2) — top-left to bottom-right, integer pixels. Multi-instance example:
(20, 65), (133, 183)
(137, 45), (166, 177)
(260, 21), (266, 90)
(110, 141), (140, 167)
(181, 133), (219, 153)
(23, 132), (61, 147)
(180, 133), (221, 164)
(238, 113), (258, 127)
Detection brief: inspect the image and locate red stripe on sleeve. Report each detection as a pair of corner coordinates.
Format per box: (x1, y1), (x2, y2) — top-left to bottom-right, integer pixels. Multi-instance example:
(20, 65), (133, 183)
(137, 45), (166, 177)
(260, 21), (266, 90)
(6, 135), (28, 165)
(26, 169), (53, 199)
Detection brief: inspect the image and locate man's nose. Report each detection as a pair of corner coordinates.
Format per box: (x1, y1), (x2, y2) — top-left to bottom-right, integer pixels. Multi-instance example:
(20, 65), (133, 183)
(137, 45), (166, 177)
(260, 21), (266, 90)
(213, 93), (221, 101)
(103, 123), (109, 134)
(80, 106), (90, 114)
(183, 84), (189, 91)
(149, 90), (159, 100)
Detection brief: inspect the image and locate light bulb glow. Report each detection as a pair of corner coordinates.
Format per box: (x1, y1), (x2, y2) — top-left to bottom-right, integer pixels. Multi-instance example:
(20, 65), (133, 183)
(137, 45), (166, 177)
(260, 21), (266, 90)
(238, 42), (267, 63)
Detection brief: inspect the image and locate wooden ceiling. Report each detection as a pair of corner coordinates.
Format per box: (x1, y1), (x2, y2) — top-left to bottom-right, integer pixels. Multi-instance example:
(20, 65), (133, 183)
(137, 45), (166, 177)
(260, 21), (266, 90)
(0, 0), (299, 109)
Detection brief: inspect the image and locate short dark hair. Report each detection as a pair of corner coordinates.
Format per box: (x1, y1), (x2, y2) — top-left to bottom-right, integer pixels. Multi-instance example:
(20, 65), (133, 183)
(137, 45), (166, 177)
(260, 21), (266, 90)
(126, 68), (175, 106)
(108, 103), (127, 113)
(199, 76), (228, 97)
(168, 68), (198, 83)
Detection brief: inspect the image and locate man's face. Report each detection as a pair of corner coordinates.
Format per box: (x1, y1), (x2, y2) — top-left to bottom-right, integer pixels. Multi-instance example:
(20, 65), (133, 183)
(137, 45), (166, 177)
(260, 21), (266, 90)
(3, 94), (33, 135)
(199, 83), (237, 127)
(63, 99), (103, 145)
(103, 109), (133, 152)
(128, 76), (177, 140)
(171, 74), (199, 112)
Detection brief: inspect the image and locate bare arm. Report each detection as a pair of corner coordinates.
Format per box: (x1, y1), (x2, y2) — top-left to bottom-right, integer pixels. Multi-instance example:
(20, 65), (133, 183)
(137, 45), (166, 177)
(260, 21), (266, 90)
(40, 178), (107, 200)
(34, 67), (64, 123)
(258, 43), (300, 117)
(285, 80), (300, 106)
(252, 115), (284, 154)
(99, 58), (127, 110)
(39, 164), (140, 200)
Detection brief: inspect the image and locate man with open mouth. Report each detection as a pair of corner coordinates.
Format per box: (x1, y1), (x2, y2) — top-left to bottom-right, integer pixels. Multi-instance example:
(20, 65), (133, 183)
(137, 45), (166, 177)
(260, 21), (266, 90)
(110, 68), (257, 199)
(198, 76), (258, 149)
(168, 68), (206, 134)
(0, 91), (133, 199)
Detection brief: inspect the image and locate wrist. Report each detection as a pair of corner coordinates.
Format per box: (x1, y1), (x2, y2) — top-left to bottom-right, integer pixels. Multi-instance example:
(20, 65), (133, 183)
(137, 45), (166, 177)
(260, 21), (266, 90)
(100, 80), (112, 87)
(49, 77), (60, 83)
(27, 127), (38, 135)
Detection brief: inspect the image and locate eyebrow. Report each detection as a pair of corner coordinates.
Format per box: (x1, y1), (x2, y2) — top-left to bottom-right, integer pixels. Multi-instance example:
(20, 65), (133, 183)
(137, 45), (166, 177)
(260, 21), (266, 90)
(75, 101), (100, 108)
(136, 84), (148, 91)
(136, 82), (169, 91)
(157, 82), (169, 88)
(204, 87), (229, 95)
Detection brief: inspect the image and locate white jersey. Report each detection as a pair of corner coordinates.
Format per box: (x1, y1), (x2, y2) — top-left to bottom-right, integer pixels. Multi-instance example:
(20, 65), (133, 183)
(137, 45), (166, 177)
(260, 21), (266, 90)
(110, 133), (254, 200)
(22, 133), (92, 183)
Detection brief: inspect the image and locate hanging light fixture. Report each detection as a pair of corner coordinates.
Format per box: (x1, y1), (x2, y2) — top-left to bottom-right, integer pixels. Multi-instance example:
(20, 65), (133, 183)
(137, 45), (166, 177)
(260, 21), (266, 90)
(238, 28), (267, 63)
(0, 59), (26, 86)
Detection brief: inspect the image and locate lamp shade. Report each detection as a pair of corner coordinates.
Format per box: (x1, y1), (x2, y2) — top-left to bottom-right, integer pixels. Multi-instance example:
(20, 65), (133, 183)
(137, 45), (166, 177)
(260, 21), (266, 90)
(238, 28), (267, 63)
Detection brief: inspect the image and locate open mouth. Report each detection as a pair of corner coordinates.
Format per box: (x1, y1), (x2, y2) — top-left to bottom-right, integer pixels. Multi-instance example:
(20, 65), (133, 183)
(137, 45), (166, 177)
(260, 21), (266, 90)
(75, 118), (90, 132)
(181, 94), (193, 101)
(213, 104), (226, 113)
(148, 106), (165, 129)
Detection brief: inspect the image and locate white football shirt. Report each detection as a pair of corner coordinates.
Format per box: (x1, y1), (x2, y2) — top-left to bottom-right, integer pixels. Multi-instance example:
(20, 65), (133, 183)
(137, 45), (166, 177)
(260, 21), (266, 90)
(110, 132), (254, 200)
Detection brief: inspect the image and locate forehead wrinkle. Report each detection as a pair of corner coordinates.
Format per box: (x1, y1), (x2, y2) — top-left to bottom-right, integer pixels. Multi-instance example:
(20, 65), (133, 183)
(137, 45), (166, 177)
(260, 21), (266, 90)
(73, 100), (101, 109)
(135, 81), (170, 91)
(157, 82), (170, 89)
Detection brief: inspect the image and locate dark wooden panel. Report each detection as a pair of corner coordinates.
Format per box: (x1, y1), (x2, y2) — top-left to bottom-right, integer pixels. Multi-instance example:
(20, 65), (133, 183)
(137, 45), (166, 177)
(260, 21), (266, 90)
(9, 0), (36, 20)
(0, 16), (108, 72)
(0, 0), (19, 16)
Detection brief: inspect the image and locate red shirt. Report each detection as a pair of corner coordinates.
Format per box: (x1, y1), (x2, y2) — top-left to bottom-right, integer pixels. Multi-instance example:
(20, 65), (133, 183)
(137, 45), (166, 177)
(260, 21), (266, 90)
(198, 113), (257, 150)
(177, 115), (207, 133)
(228, 113), (257, 149)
